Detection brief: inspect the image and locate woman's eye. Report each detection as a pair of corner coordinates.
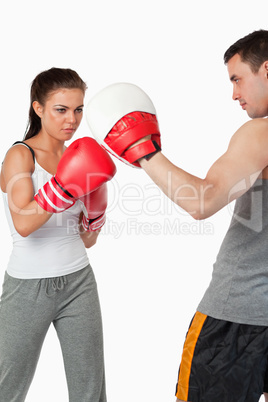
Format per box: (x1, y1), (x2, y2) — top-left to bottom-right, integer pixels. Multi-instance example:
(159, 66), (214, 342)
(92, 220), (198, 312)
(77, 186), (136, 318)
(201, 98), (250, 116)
(56, 108), (66, 113)
(76, 108), (83, 113)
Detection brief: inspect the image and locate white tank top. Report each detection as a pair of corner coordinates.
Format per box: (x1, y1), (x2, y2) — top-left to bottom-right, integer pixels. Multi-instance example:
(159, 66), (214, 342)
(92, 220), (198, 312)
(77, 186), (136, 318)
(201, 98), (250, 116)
(2, 144), (89, 279)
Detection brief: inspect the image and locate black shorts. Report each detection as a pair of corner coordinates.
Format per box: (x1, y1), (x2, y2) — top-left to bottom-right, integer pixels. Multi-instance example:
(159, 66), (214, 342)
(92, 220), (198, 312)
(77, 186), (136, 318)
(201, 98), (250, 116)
(175, 312), (268, 402)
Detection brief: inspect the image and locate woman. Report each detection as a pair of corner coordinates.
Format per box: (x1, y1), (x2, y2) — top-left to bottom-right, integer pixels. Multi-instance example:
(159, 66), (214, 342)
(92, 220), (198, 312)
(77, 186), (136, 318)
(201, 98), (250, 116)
(0, 68), (115, 401)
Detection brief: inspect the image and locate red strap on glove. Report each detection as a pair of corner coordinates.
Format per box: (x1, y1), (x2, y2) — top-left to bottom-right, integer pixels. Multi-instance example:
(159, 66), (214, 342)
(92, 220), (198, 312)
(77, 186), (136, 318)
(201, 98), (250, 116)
(82, 213), (106, 232)
(34, 176), (75, 213)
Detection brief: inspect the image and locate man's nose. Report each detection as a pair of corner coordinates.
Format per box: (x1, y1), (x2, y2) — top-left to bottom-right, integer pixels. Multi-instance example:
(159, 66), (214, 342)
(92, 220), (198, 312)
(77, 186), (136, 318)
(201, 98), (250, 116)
(232, 86), (240, 101)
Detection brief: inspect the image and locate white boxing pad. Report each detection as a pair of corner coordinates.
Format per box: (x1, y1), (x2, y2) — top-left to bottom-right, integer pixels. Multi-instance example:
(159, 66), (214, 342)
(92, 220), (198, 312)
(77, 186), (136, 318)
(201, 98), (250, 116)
(86, 82), (156, 143)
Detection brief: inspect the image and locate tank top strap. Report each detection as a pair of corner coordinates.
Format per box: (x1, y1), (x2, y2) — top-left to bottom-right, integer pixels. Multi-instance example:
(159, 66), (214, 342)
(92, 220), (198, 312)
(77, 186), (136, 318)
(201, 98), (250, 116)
(12, 141), (35, 163)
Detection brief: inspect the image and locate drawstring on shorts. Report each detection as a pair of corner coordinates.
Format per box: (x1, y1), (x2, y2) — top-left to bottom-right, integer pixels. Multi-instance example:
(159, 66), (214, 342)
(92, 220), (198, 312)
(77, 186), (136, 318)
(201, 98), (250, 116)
(45, 276), (68, 296)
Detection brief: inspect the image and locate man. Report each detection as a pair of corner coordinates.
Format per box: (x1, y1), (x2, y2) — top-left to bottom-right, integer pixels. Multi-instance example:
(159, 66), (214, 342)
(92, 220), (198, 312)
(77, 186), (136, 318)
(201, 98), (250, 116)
(87, 30), (268, 401)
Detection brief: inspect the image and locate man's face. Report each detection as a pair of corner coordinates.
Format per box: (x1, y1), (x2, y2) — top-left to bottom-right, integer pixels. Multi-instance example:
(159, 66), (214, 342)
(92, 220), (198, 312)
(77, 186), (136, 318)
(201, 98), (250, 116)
(227, 53), (268, 118)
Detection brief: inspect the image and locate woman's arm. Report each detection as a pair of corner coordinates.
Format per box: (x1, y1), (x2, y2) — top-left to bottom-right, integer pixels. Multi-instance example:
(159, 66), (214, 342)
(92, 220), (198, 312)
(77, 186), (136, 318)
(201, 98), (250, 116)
(1, 145), (52, 237)
(78, 213), (101, 248)
(80, 229), (100, 248)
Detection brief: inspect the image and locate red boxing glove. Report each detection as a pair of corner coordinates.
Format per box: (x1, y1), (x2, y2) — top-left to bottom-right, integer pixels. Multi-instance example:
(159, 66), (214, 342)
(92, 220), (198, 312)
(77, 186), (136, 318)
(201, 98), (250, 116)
(86, 83), (161, 168)
(34, 137), (116, 213)
(80, 184), (107, 232)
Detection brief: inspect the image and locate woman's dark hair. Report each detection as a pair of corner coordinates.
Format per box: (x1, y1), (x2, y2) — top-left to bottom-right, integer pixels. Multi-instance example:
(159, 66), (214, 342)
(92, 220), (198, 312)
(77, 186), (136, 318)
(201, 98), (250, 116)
(24, 67), (87, 140)
(224, 29), (268, 73)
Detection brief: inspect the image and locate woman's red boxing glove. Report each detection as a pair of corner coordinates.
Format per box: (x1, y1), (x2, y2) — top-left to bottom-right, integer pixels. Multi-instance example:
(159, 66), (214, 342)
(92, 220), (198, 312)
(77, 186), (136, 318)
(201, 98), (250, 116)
(34, 137), (116, 213)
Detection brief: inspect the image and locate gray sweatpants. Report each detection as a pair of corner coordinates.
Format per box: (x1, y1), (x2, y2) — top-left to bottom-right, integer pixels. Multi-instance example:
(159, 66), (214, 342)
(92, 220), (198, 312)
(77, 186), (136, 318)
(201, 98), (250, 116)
(0, 265), (106, 402)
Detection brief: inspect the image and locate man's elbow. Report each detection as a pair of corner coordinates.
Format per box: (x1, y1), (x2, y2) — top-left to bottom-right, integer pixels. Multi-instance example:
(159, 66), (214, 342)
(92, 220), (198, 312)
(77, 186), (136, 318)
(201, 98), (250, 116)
(189, 210), (208, 221)
(187, 203), (215, 221)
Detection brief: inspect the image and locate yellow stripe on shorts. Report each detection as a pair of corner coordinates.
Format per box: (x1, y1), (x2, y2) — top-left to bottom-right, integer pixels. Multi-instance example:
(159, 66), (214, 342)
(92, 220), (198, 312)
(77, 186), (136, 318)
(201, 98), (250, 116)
(176, 312), (207, 400)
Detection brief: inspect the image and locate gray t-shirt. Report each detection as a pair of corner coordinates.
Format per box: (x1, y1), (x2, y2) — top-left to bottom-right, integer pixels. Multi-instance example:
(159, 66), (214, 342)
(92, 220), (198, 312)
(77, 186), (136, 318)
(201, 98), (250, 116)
(198, 179), (268, 326)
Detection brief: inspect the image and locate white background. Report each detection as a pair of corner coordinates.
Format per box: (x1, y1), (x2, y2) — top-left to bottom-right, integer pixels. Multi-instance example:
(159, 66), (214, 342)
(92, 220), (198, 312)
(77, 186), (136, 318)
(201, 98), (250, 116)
(0, 1), (268, 401)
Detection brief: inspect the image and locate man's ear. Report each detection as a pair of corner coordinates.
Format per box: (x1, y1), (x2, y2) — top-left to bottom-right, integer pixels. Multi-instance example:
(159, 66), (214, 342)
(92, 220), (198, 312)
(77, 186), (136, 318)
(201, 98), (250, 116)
(32, 101), (43, 118)
(263, 61), (268, 78)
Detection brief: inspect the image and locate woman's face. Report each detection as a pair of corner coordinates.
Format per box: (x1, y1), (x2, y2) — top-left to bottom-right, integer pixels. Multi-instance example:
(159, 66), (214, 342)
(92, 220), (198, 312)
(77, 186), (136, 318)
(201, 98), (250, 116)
(34, 88), (85, 141)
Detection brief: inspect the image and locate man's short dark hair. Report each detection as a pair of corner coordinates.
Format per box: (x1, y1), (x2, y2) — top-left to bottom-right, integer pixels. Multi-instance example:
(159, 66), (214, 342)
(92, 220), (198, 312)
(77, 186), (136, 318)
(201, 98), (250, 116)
(224, 29), (268, 73)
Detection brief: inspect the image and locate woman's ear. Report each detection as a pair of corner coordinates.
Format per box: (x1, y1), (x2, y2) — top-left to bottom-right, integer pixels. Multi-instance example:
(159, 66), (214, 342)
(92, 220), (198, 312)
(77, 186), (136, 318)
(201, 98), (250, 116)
(32, 101), (43, 118)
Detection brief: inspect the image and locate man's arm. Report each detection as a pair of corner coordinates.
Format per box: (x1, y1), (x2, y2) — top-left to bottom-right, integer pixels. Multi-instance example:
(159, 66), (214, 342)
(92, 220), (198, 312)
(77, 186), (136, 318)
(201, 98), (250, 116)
(139, 118), (268, 219)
